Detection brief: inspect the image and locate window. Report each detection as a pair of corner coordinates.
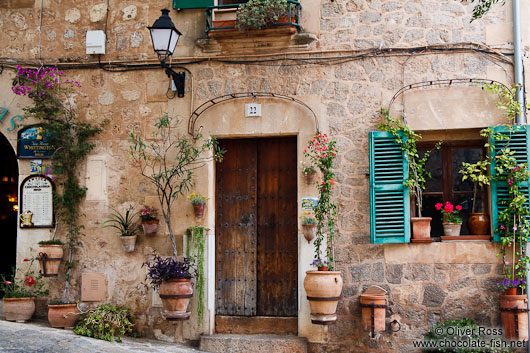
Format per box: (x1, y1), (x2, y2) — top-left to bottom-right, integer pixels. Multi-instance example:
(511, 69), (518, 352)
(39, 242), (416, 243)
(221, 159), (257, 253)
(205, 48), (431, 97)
(418, 142), (488, 237)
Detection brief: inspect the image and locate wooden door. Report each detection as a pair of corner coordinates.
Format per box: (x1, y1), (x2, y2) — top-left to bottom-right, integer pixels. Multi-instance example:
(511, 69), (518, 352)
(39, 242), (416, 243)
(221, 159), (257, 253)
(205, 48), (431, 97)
(215, 137), (298, 319)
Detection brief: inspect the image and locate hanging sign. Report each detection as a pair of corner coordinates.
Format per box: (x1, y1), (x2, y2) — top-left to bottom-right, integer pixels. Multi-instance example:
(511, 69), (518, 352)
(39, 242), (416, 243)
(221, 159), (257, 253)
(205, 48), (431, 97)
(19, 175), (54, 228)
(17, 125), (56, 159)
(302, 197), (319, 210)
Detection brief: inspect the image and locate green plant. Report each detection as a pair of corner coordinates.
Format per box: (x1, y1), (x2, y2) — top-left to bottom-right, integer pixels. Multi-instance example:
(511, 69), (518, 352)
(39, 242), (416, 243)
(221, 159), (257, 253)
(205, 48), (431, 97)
(235, 0), (289, 31)
(101, 205), (139, 237)
(129, 114), (224, 258)
(378, 109), (442, 217)
(459, 159), (490, 213)
(300, 210), (317, 225)
(186, 226), (206, 327)
(304, 132), (338, 270)
(463, 0), (503, 21)
(49, 300), (76, 305)
(187, 192), (209, 205)
(0, 258), (49, 298)
(301, 163), (316, 175)
(12, 66), (105, 303)
(38, 239), (64, 245)
(74, 304), (134, 342)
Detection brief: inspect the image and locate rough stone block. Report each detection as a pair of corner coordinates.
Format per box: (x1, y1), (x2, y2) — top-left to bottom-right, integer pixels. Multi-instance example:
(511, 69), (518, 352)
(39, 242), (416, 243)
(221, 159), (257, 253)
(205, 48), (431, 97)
(422, 284), (447, 307)
(350, 263), (371, 282)
(385, 264), (403, 284)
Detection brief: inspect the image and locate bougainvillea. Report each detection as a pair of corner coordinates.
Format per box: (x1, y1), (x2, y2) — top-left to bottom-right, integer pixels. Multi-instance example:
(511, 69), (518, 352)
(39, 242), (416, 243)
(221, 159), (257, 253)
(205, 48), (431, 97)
(304, 133), (338, 270)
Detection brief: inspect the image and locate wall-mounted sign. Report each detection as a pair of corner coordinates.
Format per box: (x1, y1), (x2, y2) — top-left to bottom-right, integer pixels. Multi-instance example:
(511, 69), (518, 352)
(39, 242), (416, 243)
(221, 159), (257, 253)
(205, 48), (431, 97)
(302, 197), (319, 210)
(0, 107), (24, 132)
(19, 175), (54, 228)
(245, 103), (262, 118)
(17, 125), (56, 159)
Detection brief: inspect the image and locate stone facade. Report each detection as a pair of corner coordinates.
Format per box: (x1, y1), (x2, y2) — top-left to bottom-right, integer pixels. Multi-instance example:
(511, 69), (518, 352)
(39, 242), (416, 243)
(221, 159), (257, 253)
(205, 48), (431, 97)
(0, 0), (528, 352)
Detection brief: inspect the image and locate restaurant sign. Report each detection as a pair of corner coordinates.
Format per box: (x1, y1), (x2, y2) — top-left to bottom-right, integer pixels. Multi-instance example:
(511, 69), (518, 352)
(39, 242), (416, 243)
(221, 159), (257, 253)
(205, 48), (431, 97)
(17, 125), (56, 159)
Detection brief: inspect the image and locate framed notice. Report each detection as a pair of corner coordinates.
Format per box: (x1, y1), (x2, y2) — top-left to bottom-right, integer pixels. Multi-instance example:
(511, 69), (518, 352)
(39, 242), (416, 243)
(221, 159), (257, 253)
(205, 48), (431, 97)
(17, 125), (56, 159)
(19, 175), (54, 228)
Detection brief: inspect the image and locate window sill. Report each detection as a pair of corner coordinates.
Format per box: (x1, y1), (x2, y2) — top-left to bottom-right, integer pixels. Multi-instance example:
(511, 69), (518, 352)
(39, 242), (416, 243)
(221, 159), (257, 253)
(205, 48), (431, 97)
(440, 235), (491, 242)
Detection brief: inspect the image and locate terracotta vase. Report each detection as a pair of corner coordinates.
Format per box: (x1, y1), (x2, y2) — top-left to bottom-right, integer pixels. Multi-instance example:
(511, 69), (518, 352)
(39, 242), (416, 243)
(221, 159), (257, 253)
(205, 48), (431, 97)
(193, 203), (206, 219)
(119, 235), (136, 253)
(318, 267), (329, 272)
(442, 222), (462, 236)
(48, 303), (80, 328)
(500, 294), (529, 340)
(159, 279), (193, 320)
(142, 220), (159, 237)
(38, 245), (63, 277)
(468, 213), (490, 235)
(3, 298), (35, 322)
(301, 224), (317, 243)
(304, 271), (343, 325)
(303, 171), (317, 185)
(411, 217), (432, 240)
(360, 290), (387, 332)
(505, 288), (517, 295)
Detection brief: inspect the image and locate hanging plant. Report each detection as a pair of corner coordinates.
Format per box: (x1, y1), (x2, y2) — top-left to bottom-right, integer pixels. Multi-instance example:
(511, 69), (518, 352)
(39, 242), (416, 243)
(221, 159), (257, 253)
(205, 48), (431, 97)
(186, 226), (206, 327)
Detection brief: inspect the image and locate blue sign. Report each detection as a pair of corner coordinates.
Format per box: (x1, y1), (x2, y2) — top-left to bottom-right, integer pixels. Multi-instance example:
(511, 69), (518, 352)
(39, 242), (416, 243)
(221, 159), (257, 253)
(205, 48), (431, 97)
(17, 125), (56, 159)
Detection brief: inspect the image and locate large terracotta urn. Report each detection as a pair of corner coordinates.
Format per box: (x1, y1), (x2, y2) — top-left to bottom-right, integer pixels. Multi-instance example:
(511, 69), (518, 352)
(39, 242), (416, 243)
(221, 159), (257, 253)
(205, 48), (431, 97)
(3, 298), (35, 322)
(304, 271), (343, 325)
(48, 303), (80, 328)
(500, 294), (529, 340)
(38, 245), (64, 276)
(159, 279), (193, 320)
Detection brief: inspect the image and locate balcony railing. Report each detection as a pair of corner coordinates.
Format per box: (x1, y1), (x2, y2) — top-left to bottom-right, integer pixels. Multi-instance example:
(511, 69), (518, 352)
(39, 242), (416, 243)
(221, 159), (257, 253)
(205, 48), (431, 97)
(206, 0), (301, 33)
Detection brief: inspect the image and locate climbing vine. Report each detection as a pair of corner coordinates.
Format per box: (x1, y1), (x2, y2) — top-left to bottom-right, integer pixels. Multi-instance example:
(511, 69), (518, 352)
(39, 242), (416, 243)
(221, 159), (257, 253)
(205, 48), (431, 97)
(186, 226), (205, 327)
(12, 66), (105, 301)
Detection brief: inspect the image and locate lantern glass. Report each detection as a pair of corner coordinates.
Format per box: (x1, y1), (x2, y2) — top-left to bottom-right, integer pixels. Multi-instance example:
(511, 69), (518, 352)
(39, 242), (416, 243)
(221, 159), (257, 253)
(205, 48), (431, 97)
(148, 9), (182, 61)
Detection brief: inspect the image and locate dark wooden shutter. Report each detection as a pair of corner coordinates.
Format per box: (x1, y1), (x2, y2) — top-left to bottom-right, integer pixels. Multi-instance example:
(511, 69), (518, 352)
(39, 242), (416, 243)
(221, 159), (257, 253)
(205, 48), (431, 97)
(369, 131), (410, 243)
(490, 125), (530, 242)
(174, 0), (214, 9)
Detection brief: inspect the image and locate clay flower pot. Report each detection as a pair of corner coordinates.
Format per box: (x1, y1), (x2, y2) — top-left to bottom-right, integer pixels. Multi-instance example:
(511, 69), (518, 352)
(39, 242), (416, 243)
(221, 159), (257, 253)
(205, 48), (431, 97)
(142, 219), (159, 237)
(48, 303), (80, 328)
(303, 170), (317, 185)
(505, 288), (517, 295)
(193, 203), (206, 219)
(411, 217), (432, 240)
(304, 271), (343, 325)
(119, 235), (137, 252)
(159, 279), (193, 320)
(3, 297), (35, 322)
(442, 222), (462, 236)
(360, 286), (387, 333)
(468, 213), (490, 235)
(500, 294), (529, 340)
(301, 224), (317, 243)
(38, 244), (64, 277)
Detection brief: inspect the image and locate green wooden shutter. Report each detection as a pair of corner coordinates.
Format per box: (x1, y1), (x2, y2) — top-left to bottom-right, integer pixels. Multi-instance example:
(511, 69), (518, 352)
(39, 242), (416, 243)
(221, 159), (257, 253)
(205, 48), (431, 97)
(490, 125), (530, 242)
(369, 131), (410, 244)
(174, 0), (214, 9)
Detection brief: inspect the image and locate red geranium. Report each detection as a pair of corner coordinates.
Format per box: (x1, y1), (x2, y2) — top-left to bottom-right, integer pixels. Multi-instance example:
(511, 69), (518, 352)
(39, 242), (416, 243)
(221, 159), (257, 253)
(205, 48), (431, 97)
(24, 277), (35, 287)
(436, 201), (462, 224)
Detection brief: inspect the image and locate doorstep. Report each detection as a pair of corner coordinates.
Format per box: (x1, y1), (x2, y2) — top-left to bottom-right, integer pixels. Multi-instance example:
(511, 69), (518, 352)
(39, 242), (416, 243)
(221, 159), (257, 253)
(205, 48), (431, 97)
(200, 334), (308, 353)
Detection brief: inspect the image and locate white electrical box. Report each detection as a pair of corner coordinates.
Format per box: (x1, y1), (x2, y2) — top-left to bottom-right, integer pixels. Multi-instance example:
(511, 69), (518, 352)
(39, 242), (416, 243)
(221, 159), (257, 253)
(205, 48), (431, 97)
(245, 103), (262, 117)
(86, 30), (106, 55)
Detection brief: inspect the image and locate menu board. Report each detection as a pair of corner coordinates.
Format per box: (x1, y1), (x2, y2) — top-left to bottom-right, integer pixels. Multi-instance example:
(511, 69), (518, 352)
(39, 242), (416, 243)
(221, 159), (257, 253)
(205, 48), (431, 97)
(20, 175), (54, 228)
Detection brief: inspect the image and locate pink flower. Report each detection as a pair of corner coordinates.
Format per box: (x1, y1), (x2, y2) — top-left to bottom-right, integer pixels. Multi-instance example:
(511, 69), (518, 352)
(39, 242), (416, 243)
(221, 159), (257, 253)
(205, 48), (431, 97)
(514, 226), (518, 231)
(455, 205), (462, 211)
(500, 225), (505, 230)
(506, 262), (511, 266)
(435, 203), (443, 211)
(23, 258), (29, 261)
(3, 281), (11, 285)
(444, 204), (454, 213)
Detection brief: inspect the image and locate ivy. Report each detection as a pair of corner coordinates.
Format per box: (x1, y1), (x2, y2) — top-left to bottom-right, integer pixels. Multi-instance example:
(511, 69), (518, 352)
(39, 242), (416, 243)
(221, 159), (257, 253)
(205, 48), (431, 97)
(186, 226), (205, 327)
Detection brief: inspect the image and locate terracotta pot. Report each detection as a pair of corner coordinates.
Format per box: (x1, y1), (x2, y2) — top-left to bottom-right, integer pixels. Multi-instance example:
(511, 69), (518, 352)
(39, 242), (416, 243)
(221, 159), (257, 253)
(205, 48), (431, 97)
(304, 271), (343, 325)
(302, 224), (317, 243)
(38, 245), (63, 277)
(442, 222), (462, 236)
(48, 304), (80, 328)
(119, 235), (136, 252)
(193, 203), (206, 219)
(3, 298), (35, 322)
(142, 220), (159, 237)
(411, 217), (432, 240)
(159, 279), (193, 319)
(303, 171), (317, 185)
(468, 213), (490, 235)
(360, 294), (386, 332)
(318, 267), (329, 271)
(500, 294), (529, 340)
(506, 288), (517, 295)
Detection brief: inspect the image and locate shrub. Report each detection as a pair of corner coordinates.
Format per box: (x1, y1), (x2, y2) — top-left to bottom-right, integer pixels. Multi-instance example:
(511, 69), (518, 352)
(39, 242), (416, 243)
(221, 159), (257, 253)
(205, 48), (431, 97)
(74, 304), (134, 342)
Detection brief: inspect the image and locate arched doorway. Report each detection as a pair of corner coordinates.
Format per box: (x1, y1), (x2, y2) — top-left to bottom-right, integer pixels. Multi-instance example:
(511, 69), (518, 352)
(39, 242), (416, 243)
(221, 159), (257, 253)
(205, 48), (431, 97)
(0, 133), (18, 281)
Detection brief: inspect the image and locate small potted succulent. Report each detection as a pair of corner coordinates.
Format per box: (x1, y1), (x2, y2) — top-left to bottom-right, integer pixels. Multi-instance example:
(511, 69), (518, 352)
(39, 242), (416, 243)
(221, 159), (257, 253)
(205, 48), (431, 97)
(102, 205), (140, 252)
(0, 258), (49, 322)
(435, 201), (463, 236)
(140, 206), (159, 237)
(188, 192), (208, 219)
(143, 251), (195, 320)
(37, 239), (64, 277)
(300, 210), (317, 243)
(301, 163), (317, 185)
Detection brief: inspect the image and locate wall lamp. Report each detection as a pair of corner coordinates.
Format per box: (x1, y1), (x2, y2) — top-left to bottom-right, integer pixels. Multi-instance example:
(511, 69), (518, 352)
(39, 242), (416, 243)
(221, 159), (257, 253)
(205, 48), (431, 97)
(148, 9), (185, 98)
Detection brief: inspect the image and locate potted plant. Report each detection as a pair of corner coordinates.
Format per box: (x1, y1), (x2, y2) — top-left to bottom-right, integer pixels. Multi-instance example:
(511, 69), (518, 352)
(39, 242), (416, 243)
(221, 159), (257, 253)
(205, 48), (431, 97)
(302, 133), (343, 325)
(235, 0), (290, 31)
(300, 210), (317, 243)
(73, 304), (134, 342)
(459, 159), (491, 235)
(188, 192), (208, 219)
(140, 206), (159, 237)
(301, 163), (317, 185)
(435, 201), (463, 236)
(143, 251), (195, 320)
(37, 239), (64, 277)
(378, 110), (441, 240)
(48, 300), (80, 328)
(0, 258), (49, 322)
(101, 205), (140, 253)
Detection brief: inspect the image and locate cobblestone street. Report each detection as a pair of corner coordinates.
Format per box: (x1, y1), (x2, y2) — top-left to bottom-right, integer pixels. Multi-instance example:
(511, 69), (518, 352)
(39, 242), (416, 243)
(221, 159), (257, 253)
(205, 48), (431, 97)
(0, 320), (205, 353)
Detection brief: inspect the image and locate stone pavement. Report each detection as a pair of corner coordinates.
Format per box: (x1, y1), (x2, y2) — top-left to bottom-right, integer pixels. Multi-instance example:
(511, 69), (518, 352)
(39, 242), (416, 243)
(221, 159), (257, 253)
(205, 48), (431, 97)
(0, 320), (207, 353)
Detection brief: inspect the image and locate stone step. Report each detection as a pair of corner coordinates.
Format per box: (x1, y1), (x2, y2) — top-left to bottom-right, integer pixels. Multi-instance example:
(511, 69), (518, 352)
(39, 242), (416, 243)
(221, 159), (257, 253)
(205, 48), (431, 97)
(200, 334), (308, 353)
